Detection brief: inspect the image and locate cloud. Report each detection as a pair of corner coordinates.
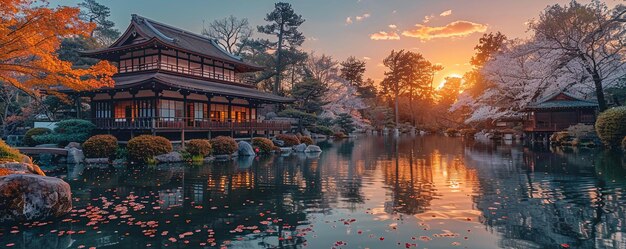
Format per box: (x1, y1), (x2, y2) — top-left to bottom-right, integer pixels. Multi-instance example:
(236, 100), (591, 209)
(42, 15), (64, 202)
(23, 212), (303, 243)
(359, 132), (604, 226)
(423, 15), (434, 23)
(440, 10), (452, 17)
(402, 21), (487, 40)
(388, 24), (397, 29)
(363, 56), (371, 61)
(308, 36), (319, 41)
(346, 13), (370, 25)
(370, 31), (400, 40)
(356, 13), (370, 21)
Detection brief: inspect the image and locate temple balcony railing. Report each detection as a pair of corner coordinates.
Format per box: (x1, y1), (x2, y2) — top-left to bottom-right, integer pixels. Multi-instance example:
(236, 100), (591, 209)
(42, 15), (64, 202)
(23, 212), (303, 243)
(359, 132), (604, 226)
(118, 62), (255, 85)
(89, 117), (291, 131)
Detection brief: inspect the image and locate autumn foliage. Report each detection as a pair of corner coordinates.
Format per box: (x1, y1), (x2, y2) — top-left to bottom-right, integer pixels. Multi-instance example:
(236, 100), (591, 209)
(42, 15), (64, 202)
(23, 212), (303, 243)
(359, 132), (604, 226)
(0, 0), (116, 95)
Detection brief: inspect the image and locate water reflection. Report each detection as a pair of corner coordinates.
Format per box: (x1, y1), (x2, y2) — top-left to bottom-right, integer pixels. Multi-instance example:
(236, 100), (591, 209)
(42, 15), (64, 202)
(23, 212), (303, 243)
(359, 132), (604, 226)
(1, 136), (626, 249)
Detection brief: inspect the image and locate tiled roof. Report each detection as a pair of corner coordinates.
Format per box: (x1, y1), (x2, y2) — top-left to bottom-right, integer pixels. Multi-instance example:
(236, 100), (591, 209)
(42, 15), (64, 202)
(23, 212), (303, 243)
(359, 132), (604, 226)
(84, 14), (262, 71)
(109, 72), (293, 103)
(525, 92), (598, 110)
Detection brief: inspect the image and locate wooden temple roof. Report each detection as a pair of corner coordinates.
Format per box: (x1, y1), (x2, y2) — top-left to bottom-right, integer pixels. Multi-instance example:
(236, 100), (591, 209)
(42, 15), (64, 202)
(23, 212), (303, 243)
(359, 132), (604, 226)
(524, 92), (598, 111)
(88, 72), (294, 104)
(82, 14), (262, 72)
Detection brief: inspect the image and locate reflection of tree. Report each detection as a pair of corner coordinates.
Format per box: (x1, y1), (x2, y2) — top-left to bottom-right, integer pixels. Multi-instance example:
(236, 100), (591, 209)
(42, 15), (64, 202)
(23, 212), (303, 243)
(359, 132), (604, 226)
(470, 145), (626, 249)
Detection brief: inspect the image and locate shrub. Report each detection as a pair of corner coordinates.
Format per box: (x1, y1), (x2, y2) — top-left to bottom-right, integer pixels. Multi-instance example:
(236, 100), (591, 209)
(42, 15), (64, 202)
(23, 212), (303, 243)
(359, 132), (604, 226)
(444, 128), (459, 136)
(595, 107), (626, 148)
(83, 135), (118, 159)
(210, 136), (238, 155)
(24, 127), (51, 146)
(275, 134), (300, 147)
(252, 137), (274, 154)
(299, 135), (314, 145)
(311, 125), (333, 136)
(459, 128), (477, 138)
(333, 131), (347, 138)
(127, 135), (172, 163)
(34, 119), (96, 145)
(0, 139), (23, 163)
(186, 139), (212, 157)
(567, 124), (597, 140)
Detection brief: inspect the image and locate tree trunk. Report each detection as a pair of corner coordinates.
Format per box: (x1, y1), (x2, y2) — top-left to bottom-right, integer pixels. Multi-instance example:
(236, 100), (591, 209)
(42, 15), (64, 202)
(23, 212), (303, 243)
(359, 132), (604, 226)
(274, 24), (285, 96)
(394, 92), (399, 128)
(592, 70), (607, 111)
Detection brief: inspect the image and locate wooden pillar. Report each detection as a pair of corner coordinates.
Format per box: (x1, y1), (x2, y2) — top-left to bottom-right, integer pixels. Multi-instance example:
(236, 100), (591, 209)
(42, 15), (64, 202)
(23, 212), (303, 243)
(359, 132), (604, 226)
(153, 89), (161, 136)
(181, 91), (189, 148)
(227, 97), (233, 137)
(75, 94), (82, 119)
(206, 94), (213, 139)
(89, 95), (95, 120)
(108, 91), (115, 134)
(129, 89), (138, 138)
(248, 102), (254, 139)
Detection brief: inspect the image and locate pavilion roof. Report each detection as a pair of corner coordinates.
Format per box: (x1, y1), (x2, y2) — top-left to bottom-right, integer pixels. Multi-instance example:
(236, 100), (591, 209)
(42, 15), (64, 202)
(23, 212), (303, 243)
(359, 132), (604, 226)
(83, 14), (262, 72)
(88, 72), (293, 104)
(524, 92), (598, 111)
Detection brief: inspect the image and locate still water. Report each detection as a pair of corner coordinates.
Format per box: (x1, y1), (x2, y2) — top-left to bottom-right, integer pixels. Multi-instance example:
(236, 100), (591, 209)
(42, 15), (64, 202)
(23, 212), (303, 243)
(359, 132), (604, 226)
(2, 135), (626, 249)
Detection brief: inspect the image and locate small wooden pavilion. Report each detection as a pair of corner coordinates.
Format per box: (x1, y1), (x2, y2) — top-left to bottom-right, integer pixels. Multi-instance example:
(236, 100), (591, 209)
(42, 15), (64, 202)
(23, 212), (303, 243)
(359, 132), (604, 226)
(72, 14), (293, 141)
(522, 92), (598, 140)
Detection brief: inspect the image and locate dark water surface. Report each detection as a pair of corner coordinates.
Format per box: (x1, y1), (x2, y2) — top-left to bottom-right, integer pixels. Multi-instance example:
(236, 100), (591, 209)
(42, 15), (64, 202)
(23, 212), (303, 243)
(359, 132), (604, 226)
(2, 135), (626, 249)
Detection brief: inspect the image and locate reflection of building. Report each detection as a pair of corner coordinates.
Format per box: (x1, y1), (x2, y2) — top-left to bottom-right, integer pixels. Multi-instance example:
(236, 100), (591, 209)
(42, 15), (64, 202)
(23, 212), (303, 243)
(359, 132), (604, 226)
(468, 145), (626, 249)
(523, 92), (598, 140)
(71, 15), (293, 141)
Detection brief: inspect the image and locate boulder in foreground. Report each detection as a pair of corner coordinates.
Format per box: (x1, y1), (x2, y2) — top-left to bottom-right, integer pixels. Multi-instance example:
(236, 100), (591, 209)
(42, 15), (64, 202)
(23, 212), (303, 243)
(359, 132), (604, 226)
(0, 174), (72, 222)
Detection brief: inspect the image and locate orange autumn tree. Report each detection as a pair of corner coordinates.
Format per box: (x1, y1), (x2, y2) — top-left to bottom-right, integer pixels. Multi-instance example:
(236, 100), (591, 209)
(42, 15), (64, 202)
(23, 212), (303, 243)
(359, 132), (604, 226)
(0, 0), (116, 96)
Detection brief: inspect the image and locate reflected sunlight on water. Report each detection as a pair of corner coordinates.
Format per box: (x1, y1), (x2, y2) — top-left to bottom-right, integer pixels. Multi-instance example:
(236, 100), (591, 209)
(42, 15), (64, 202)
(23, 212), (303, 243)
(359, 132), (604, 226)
(2, 135), (626, 249)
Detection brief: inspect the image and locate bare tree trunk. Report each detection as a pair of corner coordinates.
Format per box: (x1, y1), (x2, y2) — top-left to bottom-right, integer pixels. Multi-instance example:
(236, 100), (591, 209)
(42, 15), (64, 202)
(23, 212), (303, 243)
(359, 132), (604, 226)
(395, 92), (399, 128)
(592, 71), (607, 111)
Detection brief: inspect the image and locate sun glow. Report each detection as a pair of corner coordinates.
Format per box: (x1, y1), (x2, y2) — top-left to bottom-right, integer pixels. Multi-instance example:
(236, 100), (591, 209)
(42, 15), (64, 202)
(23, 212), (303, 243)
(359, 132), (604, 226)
(436, 73), (463, 89)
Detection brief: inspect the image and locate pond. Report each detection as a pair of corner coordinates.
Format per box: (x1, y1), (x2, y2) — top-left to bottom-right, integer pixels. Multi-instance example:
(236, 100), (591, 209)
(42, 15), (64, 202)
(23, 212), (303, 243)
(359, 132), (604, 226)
(2, 135), (626, 249)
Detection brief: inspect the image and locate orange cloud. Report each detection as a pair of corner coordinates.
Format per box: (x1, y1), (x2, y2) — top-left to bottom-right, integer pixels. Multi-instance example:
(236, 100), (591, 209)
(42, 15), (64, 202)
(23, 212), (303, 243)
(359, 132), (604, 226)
(402, 21), (487, 40)
(370, 31), (400, 40)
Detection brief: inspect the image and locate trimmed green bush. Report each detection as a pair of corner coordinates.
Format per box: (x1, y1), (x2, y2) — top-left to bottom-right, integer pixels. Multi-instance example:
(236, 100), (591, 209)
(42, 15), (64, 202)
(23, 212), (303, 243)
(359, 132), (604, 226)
(298, 135), (314, 145)
(186, 139), (212, 157)
(127, 135), (172, 163)
(83, 135), (118, 159)
(595, 107), (626, 148)
(34, 119), (96, 146)
(210, 136), (238, 155)
(275, 134), (300, 147)
(252, 137), (274, 154)
(24, 127), (51, 147)
(0, 139), (23, 163)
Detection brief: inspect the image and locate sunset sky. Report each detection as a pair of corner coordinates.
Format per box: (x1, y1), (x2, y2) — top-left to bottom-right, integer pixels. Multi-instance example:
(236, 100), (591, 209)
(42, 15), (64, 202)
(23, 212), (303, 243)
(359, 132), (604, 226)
(56, 0), (619, 87)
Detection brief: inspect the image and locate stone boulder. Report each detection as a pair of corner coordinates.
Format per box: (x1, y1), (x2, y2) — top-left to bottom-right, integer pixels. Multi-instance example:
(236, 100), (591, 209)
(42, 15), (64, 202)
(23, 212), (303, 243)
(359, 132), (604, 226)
(272, 139), (285, 147)
(155, 152), (183, 163)
(0, 174), (72, 222)
(66, 147), (84, 164)
(237, 141), (256, 156)
(304, 145), (322, 153)
(265, 112), (277, 120)
(0, 162), (45, 176)
(293, 143), (307, 152)
(64, 142), (81, 150)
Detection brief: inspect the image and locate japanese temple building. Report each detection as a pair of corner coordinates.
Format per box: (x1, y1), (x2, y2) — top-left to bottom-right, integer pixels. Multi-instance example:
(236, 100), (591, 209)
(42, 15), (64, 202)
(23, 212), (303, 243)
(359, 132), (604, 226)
(522, 92), (598, 140)
(74, 14), (293, 141)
